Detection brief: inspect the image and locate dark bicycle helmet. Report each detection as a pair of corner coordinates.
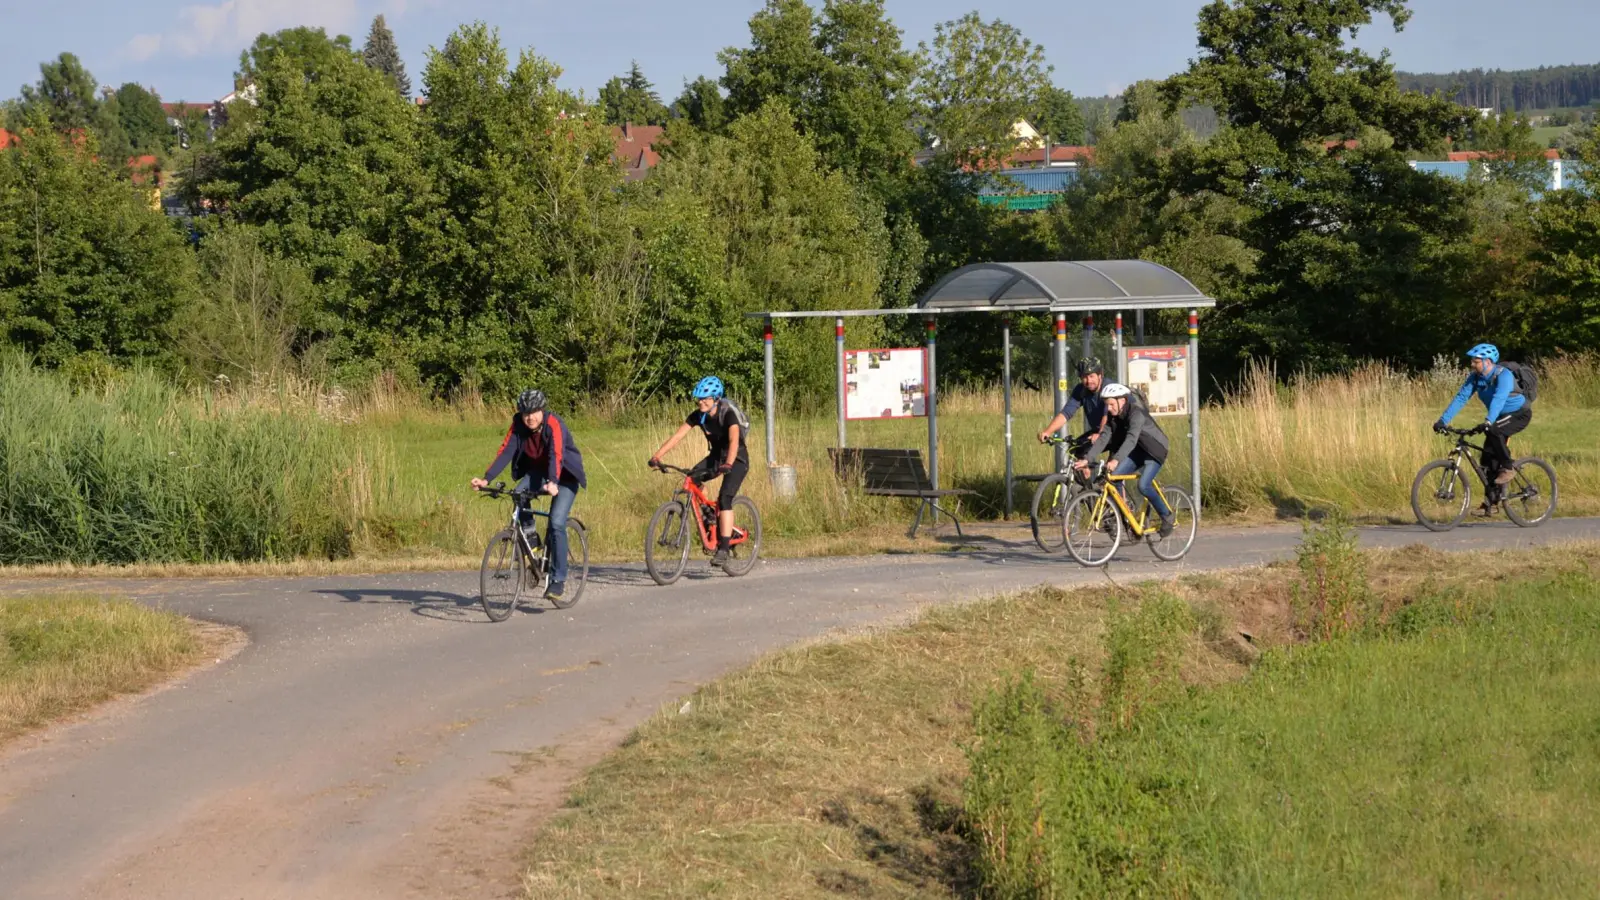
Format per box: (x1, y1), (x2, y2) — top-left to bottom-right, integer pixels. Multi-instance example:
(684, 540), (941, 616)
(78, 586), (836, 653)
(516, 389), (547, 414)
(1075, 357), (1105, 378)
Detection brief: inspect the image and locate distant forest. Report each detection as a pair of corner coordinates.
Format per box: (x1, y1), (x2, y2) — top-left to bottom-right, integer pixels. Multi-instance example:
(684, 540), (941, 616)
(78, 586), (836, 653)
(1396, 62), (1600, 113)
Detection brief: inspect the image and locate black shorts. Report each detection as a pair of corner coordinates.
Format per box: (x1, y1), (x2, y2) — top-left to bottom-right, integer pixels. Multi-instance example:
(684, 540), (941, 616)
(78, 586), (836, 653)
(690, 457), (749, 509)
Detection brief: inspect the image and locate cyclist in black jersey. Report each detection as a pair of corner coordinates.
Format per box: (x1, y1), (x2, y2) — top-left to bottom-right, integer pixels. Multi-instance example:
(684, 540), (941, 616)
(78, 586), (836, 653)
(648, 376), (749, 568)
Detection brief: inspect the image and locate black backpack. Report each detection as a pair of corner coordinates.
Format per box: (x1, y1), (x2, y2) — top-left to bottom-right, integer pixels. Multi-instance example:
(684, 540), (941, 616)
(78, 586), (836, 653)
(1501, 361), (1538, 403)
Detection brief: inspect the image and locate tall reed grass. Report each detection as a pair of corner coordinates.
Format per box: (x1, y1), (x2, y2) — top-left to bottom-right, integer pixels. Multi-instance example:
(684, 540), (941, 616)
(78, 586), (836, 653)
(0, 354), (387, 564)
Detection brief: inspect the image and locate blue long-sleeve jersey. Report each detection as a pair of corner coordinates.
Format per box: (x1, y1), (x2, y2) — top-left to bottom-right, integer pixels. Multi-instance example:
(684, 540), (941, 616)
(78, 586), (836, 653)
(1439, 366), (1527, 425)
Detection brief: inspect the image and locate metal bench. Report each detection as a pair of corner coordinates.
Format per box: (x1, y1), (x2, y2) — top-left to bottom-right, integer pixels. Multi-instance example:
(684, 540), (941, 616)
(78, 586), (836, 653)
(828, 447), (975, 538)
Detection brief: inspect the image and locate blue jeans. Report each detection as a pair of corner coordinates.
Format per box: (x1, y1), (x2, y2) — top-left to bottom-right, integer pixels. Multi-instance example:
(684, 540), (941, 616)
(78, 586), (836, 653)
(516, 477), (578, 584)
(1130, 456), (1172, 520)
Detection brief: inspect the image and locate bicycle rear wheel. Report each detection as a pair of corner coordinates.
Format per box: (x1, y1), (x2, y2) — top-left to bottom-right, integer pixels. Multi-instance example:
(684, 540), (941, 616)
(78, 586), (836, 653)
(1410, 459), (1470, 532)
(721, 496), (762, 577)
(549, 519), (589, 608)
(479, 529), (523, 622)
(1029, 474), (1074, 552)
(1147, 487), (1197, 561)
(1062, 491), (1122, 567)
(1503, 457), (1557, 527)
(645, 500), (692, 586)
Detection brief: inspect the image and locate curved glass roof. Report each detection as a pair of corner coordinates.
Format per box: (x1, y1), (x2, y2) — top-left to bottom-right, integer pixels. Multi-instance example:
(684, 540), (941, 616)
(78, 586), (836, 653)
(916, 261), (1214, 312)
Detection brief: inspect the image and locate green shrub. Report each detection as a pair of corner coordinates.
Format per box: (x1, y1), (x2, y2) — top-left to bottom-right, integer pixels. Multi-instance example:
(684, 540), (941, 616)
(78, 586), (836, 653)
(0, 354), (380, 564)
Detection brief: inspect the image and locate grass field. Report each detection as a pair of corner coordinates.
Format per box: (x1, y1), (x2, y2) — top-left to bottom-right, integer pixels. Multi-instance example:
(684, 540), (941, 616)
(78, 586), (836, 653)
(0, 594), (206, 745)
(4, 356), (1597, 570)
(373, 359), (1600, 563)
(517, 541), (1600, 898)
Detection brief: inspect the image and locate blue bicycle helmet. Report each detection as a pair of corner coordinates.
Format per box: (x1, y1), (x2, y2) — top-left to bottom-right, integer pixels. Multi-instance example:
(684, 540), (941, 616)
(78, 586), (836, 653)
(1466, 343), (1500, 363)
(692, 376), (725, 399)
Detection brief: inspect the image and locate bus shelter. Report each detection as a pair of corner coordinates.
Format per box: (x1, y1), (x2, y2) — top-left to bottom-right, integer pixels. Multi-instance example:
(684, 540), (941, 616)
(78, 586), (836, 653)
(748, 260), (1217, 517)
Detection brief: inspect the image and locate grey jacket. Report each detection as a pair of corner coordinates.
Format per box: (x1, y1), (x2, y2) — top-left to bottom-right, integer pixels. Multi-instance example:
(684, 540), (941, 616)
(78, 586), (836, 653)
(1087, 401), (1169, 467)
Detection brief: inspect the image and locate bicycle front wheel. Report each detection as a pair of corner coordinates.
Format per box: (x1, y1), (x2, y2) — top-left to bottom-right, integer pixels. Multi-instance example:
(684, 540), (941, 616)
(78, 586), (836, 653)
(479, 529), (523, 622)
(1411, 459), (1470, 532)
(1030, 474), (1074, 552)
(644, 500), (692, 586)
(549, 519), (589, 608)
(1503, 457), (1557, 527)
(722, 497), (763, 577)
(1062, 491), (1122, 567)
(1147, 487), (1197, 561)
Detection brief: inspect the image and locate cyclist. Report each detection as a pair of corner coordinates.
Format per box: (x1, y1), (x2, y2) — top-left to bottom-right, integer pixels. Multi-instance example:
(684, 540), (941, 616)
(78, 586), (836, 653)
(1074, 382), (1174, 537)
(1037, 357), (1109, 454)
(1434, 343), (1531, 515)
(470, 389), (586, 601)
(648, 376), (748, 568)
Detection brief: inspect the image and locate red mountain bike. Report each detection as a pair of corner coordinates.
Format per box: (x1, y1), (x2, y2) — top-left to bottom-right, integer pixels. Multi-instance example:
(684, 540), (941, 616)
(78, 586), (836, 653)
(644, 462), (762, 584)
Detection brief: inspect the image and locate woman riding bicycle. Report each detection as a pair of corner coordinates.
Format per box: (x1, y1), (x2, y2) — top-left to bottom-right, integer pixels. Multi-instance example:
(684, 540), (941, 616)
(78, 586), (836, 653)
(1073, 382), (1175, 537)
(648, 376), (749, 569)
(470, 389), (586, 602)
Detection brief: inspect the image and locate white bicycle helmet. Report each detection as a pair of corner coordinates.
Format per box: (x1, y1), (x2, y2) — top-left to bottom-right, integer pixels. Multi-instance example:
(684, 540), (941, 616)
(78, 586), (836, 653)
(1100, 383), (1131, 399)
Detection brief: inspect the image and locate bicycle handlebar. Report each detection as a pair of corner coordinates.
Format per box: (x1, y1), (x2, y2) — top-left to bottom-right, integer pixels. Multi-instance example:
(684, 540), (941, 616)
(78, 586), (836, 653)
(649, 461), (694, 477)
(1439, 425), (1487, 436)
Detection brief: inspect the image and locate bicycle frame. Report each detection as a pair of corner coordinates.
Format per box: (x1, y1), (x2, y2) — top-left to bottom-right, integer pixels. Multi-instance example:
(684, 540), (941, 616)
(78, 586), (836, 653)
(482, 484), (554, 570)
(659, 466), (750, 553)
(1442, 434), (1494, 489)
(1086, 472), (1164, 537)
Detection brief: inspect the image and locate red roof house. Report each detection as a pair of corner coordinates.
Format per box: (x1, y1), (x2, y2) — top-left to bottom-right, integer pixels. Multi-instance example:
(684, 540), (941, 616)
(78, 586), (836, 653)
(611, 123), (665, 182)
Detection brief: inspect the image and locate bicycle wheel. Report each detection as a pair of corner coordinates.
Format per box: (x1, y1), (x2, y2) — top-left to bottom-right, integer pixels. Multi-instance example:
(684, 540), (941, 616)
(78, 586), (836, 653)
(1062, 491), (1122, 567)
(479, 529), (523, 622)
(549, 519), (589, 608)
(721, 496), (763, 577)
(1503, 457), (1557, 527)
(644, 500), (692, 586)
(1147, 487), (1197, 561)
(1029, 474), (1074, 552)
(1410, 459), (1471, 532)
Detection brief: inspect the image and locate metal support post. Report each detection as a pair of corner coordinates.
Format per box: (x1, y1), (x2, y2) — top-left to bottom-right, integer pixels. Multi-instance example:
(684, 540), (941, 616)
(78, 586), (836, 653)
(1113, 312), (1124, 383)
(1188, 309), (1202, 518)
(834, 317), (847, 449)
(1082, 313), (1095, 361)
(763, 317), (777, 466)
(1002, 316), (1014, 518)
(1053, 313), (1069, 472)
(1136, 309), (1145, 345)
(925, 317), (940, 497)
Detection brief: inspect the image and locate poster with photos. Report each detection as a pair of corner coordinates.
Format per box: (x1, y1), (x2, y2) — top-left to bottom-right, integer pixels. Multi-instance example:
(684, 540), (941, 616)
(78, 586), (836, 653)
(1122, 346), (1190, 417)
(845, 348), (927, 419)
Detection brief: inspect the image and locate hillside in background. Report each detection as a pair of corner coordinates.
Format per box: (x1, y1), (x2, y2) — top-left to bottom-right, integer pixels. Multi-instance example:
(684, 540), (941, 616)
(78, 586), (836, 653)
(1397, 62), (1600, 114)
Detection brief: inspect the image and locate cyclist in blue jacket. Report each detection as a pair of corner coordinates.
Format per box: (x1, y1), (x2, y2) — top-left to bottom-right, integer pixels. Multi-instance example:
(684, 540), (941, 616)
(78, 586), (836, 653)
(471, 389), (586, 600)
(1435, 343), (1531, 514)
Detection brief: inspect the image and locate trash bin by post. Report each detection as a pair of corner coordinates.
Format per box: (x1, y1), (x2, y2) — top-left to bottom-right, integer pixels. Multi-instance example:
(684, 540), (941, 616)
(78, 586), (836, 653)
(769, 464), (797, 499)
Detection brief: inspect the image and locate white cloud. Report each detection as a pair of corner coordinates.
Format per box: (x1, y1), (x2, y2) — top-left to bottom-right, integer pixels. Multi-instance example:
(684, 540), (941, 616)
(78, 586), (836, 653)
(123, 0), (364, 62)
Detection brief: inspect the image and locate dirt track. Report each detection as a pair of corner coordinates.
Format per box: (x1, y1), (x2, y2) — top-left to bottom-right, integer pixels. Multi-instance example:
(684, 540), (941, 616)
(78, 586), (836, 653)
(3, 518), (1596, 899)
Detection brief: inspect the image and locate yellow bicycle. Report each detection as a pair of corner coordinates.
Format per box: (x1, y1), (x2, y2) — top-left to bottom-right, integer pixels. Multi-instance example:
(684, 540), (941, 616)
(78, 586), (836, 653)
(1061, 461), (1196, 566)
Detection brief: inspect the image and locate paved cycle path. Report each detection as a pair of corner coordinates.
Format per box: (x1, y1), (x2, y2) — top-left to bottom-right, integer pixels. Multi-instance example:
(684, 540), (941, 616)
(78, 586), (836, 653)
(2, 517), (1598, 899)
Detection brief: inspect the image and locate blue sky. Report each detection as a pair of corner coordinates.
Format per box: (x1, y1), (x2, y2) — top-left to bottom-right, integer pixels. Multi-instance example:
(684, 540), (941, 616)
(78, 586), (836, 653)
(2, 0), (1597, 105)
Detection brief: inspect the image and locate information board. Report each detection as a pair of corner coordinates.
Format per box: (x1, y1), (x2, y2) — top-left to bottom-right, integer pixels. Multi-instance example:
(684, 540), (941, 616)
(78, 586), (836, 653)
(1122, 346), (1191, 417)
(844, 348), (927, 419)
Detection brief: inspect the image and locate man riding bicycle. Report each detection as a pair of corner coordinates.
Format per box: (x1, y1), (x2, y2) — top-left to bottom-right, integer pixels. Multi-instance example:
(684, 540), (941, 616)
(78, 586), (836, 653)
(648, 376), (748, 568)
(470, 389), (586, 601)
(1074, 382), (1174, 537)
(1434, 343), (1531, 515)
(1037, 357), (1109, 455)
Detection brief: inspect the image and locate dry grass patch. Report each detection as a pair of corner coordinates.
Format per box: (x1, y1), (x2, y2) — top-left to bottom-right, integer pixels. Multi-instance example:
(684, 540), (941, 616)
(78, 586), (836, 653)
(0, 594), (208, 745)
(519, 541), (1600, 898)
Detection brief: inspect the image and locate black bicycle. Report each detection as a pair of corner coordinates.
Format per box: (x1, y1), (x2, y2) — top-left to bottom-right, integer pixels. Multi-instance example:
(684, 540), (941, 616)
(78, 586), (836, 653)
(1029, 434), (1095, 552)
(477, 482), (590, 621)
(1411, 426), (1557, 532)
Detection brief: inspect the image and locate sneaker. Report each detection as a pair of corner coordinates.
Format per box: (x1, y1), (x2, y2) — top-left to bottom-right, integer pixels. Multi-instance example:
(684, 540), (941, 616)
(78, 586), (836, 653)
(544, 581), (565, 601)
(1494, 468), (1516, 485)
(1158, 516), (1175, 538)
(1472, 501), (1495, 518)
(711, 548), (730, 568)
